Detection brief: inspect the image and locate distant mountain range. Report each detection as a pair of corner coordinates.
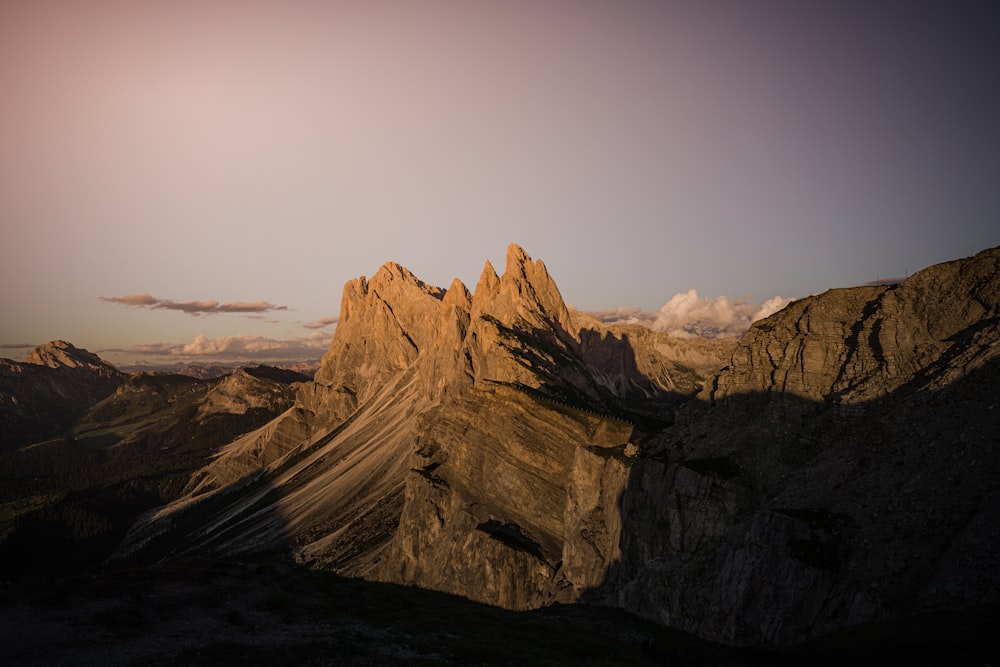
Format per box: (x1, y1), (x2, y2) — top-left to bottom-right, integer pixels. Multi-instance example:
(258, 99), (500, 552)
(116, 360), (322, 379)
(0, 347), (310, 579)
(2, 244), (998, 663)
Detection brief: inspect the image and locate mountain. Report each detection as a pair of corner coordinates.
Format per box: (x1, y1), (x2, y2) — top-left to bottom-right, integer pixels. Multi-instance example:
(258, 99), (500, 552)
(592, 246), (1000, 646)
(1, 340), (125, 449)
(5, 244), (998, 658)
(113, 245), (732, 580)
(0, 358), (309, 576)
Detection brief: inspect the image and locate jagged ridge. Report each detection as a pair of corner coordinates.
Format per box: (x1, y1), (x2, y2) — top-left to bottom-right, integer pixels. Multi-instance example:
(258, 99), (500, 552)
(114, 244), (727, 587)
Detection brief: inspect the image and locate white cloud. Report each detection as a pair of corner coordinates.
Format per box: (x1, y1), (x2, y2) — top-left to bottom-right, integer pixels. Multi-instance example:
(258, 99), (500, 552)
(753, 295), (795, 322)
(584, 290), (794, 339)
(652, 289), (794, 338)
(102, 332), (332, 366)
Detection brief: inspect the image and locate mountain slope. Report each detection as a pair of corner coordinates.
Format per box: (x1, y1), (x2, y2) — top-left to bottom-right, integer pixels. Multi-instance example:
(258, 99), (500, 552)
(0, 361), (305, 576)
(115, 245), (730, 584)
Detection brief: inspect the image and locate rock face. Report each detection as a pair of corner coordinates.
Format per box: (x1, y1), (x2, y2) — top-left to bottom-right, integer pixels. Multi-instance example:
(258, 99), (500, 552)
(195, 367), (306, 419)
(712, 248), (1000, 403)
(113, 244), (1000, 649)
(587, 246), (1000, 646)
(1, 341), (124, 448)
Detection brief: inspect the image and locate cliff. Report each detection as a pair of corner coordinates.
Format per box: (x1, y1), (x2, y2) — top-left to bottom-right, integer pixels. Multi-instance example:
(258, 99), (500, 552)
(589, 246), (1000, 645)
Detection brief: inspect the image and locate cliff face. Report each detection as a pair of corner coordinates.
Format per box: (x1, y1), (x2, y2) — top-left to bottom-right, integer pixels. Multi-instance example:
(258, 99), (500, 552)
(590, 247), (1000, 646)
(712, 247), (1000, 403)
(114, 244), (1000, 649)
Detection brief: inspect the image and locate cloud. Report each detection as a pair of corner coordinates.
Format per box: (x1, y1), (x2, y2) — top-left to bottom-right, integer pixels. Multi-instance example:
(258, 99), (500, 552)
(1, 342), (35, 349)
(754, 295), (794, 321)
(215, 300), (288, 314)
(303, 316), (339, 329)
(102, 332), (332, 365)
(651, 290), (795, 338)
(159, 299), (221, 314)
(100, 293), (160, 307)
(584, 290), (795, 339)
(99, 293), (288, 315)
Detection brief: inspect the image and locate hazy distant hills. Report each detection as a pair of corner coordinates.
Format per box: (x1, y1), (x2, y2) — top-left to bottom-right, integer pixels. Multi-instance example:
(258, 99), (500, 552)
(0, 349), (310, 575)
(1, 244), (998, 662)
(117, 360), (322, 380)
(0, 340), (124, 449)
(0, 341), (316, 451)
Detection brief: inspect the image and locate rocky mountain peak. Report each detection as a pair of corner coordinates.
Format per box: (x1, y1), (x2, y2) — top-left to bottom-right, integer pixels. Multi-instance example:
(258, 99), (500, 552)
(473, 259), (501, 304)
(470, 244), (573, 331)
(442, 277), (472, 311)
(504, 241), (532, 273)
(26, 340), (118, 375)
(3, 341), (124, 447)
(369, 260), (443, 297)
(312, 259), (446, 400)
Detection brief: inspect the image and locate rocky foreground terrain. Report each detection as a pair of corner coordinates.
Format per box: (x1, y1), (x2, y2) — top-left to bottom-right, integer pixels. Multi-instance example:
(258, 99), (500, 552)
(3, 557), (995, 666)
(1, 244), (998, 664)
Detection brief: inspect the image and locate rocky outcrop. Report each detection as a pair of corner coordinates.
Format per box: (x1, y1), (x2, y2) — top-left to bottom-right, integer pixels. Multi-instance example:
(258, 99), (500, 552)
(570, 311), (736, 413)
(314, 261), (445, 395)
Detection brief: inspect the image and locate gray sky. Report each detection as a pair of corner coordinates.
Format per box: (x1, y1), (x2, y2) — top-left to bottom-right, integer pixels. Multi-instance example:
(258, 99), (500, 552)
(2, 1), (998, 365)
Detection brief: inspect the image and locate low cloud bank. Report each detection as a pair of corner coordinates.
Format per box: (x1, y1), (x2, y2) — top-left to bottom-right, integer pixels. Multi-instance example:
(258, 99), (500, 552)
(585, 290), (794, 339)
(100, 293), (288, 315)
(102, 332), (331, 366)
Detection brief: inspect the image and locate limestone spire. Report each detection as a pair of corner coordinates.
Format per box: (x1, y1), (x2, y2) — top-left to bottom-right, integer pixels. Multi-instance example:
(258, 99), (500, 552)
(475, 259), (501, 300)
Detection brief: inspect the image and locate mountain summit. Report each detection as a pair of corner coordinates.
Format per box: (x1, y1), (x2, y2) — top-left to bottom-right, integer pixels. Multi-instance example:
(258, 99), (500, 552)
(1, 341), (124, 447)
(25, 340), (119, 374)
